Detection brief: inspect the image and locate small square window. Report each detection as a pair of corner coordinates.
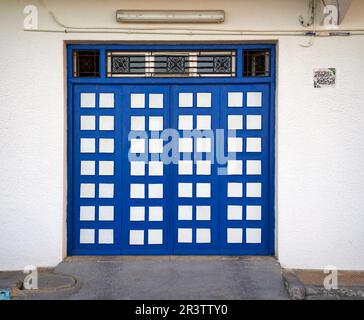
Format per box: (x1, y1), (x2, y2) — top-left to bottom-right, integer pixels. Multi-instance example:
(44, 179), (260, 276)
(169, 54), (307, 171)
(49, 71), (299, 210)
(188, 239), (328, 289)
(148, 229), (163, 245)
(130, 230), (144, 245)
(99, 206), (114, 221)
(130, 207), (145, 221)
(178, 160), (193, 175)
(80, 206), (95, 221)
(149, 207), (163, 221)
(99, 138), (114, 153)
(99, 229), (114, 244)
(178, 228), (193, 243)
(73, 50), (100, 78)
(99, 183), (114, 198)
(243, 50), (270, 77)
(178, 205), (193, 221)
(196, 228), (211, 243)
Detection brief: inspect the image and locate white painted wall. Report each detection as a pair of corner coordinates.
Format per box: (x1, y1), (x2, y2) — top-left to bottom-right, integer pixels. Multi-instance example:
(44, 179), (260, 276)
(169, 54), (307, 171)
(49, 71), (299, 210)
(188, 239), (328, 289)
(0, 0), (364, 270)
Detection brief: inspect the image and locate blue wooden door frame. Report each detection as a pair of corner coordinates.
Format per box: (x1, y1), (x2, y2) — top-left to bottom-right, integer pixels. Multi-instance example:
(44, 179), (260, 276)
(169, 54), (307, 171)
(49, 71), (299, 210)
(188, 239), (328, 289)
(66, 43), (276, 256)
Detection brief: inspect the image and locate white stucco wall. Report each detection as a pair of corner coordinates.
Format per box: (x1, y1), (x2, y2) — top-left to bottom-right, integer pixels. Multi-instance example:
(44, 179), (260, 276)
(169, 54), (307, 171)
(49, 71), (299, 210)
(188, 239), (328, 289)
(0, 0), (363, 270)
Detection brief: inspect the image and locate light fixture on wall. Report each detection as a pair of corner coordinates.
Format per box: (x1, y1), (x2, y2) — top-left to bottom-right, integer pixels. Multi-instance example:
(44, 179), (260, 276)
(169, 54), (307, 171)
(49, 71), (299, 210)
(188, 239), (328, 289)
(116, 10), (225, 23)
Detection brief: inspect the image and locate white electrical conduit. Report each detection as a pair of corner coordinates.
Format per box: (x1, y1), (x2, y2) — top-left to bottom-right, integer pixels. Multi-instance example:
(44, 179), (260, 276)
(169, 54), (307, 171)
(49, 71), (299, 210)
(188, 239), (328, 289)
(25, 0), (364, 36)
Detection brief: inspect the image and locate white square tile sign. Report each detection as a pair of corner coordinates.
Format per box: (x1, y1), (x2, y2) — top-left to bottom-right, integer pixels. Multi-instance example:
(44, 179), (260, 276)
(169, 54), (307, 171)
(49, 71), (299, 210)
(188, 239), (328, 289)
(314, 68), (336, 88)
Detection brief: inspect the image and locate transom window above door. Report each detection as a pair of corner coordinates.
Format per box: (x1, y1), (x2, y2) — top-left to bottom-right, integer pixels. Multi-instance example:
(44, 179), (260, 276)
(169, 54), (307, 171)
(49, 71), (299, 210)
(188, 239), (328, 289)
(106, 51), (236, 78)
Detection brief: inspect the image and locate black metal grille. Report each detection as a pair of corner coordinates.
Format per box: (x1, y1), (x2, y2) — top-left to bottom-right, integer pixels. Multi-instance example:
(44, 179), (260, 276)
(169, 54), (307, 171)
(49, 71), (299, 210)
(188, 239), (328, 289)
(243, 50), (270, 77)
(107, 51), (236, 77)
(73, 50), (100, 78)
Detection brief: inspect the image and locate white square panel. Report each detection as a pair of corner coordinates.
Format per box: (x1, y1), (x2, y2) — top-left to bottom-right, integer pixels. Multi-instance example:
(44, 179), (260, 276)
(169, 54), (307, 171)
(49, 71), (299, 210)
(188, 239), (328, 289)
(148, 229), (163, 245)
(130, 116), (145, 131)
(246, 228), (262, 243)
(99, 206), (114, 221)
(227, 228), (243, 243)
(227, 160), (243, 175)
(196, 228), (211, 243)
(99, 116), (114, 131)
(130, 93), (145, 109)
(227, 205), (243, 220)
(80, 138), (95, 153)
(228, 115), (243, 130)
(227, 183), (243, 198)
(246, 183), (262, 198)
(178, 183), (193, 198)
(228, 92), (243, 107)
(196, 138), (211, 152)
(228, 137), (243, 153)
(80, 116), (96, 131)
(130, 184), (145, 199)
(130, 206), (145, 221)
(246, 205), (262, 220)
(99, 161), (114, 176)
(196, 115), (211, 130)
(196, 183), (211, 198)
(149, 139), (163, 154)
(130, 161), (145, 176)
(99, 183), (114, 198)
(81, 161), (95, 176)
(197, 93), (211, 108)
(80, 229), (95, 244)
(246, 115), (262, 130)
(149, 207), (163, 221)
(178, 115), (193, 130)
(129, 230), (144, 245)
(178, 138), (193, 153)
(149, 116), (163, 131)
(80, 206), (95, 221)
(178, 205), (193, 221)
(246, 160), (261, 175)
(178, 160), (193, 175)
(148, 161), (163, 176)
(99, 229), (114, 244)
(99, 138), (114, 153)
(80, 93), (96, 108)
(99, 93), (114, 108)
(179, 93), (193, 107)
(178, 228), (192, 243)
(149, 94), (164, 109)
(196, 160), (211, 175)
(130, 139), (145, 153)
(247, 92), (262, 107)
(80, 183), (95, 198)
(148, 184), (163, 199)
(196, 206), (211, 221)
(246, 138), (261, 152)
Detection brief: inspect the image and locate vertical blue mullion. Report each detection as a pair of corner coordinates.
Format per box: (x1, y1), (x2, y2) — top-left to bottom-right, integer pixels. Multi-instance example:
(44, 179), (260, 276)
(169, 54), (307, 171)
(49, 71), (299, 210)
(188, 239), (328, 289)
(168, 85), (174, 254)
(99, 48), (107, 79)
(236, 48), (244, 79)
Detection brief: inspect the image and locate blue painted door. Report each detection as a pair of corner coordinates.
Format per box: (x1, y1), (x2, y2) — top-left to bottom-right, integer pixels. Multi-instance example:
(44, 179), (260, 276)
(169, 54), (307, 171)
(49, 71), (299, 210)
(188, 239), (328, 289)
(71, 83), (272, 255)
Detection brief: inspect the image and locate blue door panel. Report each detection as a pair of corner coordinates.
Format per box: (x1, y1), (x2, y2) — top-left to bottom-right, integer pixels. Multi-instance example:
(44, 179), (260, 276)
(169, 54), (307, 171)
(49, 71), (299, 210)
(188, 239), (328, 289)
(171, 85), (220, 254)
(68, 44), (275, 256)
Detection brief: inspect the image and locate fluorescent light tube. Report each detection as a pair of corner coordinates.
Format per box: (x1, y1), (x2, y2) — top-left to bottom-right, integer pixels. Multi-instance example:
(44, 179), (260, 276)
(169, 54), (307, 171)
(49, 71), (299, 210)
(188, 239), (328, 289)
(116, 10), (225, 23)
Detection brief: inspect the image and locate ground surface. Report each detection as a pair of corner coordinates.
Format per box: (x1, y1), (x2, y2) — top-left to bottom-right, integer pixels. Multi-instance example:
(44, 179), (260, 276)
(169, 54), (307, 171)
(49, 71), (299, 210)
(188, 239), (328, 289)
(3, 256), (289, 300)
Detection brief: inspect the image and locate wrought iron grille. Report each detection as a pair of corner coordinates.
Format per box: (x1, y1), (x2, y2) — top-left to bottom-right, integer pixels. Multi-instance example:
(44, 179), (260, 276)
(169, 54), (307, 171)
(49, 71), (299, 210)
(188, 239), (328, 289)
(107, 51), (236, 77)
(73, 50), (100, 78)
(243, 50), (270, 77)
